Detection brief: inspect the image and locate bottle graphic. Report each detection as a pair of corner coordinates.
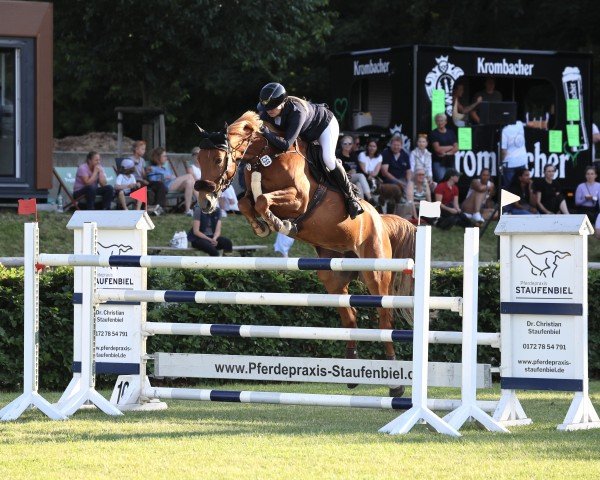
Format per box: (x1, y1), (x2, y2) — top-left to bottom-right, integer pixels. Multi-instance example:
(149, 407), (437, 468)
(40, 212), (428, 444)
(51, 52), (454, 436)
(562, 66), (588, 152)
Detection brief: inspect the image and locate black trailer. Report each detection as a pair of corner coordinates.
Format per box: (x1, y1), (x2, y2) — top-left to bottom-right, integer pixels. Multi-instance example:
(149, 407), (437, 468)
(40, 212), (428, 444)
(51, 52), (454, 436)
(329, 45), (593, 198)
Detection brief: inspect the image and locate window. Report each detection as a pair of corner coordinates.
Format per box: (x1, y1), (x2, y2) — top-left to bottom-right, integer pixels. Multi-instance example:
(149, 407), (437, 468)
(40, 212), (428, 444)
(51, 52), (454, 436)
(0, 47), (18, 177)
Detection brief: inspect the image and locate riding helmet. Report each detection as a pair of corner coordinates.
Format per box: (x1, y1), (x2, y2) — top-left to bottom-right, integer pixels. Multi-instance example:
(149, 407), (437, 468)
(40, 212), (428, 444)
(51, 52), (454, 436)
(258, 82), (287, 111)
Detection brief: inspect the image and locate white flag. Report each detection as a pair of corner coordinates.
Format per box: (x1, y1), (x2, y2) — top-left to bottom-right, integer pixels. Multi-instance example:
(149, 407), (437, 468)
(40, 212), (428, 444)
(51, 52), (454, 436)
(500, 189), (521, 209)
(419, 200), (441, 219)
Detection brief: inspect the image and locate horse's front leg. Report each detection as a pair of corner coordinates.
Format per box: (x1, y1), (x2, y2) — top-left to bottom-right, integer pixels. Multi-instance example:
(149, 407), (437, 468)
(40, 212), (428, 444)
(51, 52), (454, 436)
(254, 187), (300, 236)
(238, 194), (270, 238)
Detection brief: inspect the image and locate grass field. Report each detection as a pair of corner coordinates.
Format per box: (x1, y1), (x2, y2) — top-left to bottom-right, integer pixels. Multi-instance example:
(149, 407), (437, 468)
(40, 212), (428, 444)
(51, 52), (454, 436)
(1, 383), (600, 479)
(1, 209), (600, 261)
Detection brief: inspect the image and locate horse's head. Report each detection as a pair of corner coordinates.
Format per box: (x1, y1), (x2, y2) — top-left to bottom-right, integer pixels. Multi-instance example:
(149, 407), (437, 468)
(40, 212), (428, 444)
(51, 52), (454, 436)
(194, 111), (263, 213)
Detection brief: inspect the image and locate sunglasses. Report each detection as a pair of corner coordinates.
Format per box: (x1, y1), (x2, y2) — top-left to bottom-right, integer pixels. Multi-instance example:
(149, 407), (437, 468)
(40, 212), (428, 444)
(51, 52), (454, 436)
(342, 142), (352, 146)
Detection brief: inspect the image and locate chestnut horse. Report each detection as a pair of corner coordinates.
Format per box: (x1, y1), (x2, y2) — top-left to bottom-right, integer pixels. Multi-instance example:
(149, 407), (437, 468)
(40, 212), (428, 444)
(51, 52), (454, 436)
(195, 111), (416, 395)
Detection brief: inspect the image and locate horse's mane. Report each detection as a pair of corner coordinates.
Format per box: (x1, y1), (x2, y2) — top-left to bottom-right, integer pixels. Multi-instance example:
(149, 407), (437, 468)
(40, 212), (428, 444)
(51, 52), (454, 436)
(227, 111), (262, 139)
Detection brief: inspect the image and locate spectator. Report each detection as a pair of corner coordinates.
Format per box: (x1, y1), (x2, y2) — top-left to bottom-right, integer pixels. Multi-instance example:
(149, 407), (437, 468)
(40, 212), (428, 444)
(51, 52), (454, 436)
(187, 205), (232, 256)
(574, 166), (600, 225)
(533, 164), (569, 214)
(470, 77), (503, 124)
(451, 82), (482, 127)
(274, 232), (295, 257)
(114, 158), (142, 210)
(337, 135), (374, 203)
(504, 167), (537, 215)
(409, 134), (435, 190)
(186, 146), (202, 180)
(148, 147), (195, 216)
(128, 140), (167, 213)
(381, 135), (412, 188)
(592, 123), (600, 163)
(461, 168), (495, 224)
(434, 169), (471, 229)
(357, 138), (383, 192)
(408, 168), (432, 220)
(73, 151), (114, 210)
(430, 113), (458, 182)
(501, 121), (528, 188)
(351, 135), (363, 155)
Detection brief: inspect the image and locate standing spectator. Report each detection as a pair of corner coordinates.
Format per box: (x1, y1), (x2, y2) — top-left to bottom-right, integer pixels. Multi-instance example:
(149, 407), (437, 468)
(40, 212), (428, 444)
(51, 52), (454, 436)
(430, 113), (458, 182)
(187, 205), (232, 256)
(505, 167), (537, 215)
(409, 134), (434, 189)
(451, 82), (481, 127)
(73, 151), (114, 210)
(470, 77), (503, 124)
(461, 168), (495, 223)
(434, 169), (471, 229)
(501, 121), (528, 188)
(533, 164), (569, 214)
(114, 158), (142, 210)
(337, 135), (373, 202)
(274, 232), (295, 257)
(357, 138), (383, 192)
(128, 140), (166, 214)
(574, 166), (600, 225)
(148, 147), (195, 216)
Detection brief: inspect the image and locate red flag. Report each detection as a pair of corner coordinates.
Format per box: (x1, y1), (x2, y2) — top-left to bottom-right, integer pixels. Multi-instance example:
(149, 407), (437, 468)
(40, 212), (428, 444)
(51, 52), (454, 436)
(130, 186), (147, 206)
(18, 198), (37, 215)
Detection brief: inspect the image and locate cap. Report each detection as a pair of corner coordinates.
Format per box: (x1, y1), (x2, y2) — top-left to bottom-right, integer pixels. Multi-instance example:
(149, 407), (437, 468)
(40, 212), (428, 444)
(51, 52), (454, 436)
(121, 158), (135, 169)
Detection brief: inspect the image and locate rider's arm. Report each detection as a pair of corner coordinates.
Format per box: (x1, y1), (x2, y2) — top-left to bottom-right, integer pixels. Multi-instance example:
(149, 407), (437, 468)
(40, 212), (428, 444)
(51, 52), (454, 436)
(262, 109), (305, 151)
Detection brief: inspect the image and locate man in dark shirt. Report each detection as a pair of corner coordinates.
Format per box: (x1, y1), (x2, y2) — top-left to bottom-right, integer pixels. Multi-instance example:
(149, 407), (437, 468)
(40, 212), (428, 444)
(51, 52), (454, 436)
(470, 77), (503, 124)
(380, 136), (412, 188)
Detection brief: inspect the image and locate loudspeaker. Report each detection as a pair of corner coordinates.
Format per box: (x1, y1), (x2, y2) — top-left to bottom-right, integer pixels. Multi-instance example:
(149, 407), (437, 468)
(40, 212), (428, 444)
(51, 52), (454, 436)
(478, 102), (517, 125)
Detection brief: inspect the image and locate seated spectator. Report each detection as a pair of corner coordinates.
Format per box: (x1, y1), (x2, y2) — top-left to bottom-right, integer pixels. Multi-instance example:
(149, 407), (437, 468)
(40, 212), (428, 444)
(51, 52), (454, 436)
(148, 147), (195, 216)
(574, 166), (600, 225)
(430, 113), (458, 182)
(114, 158), (142, 210)
(351, 135), (363, 156)
(451, 81), (482, 127)
(380, 135), (412, 188)
(504, 167), (537, 215)
(187, 205), (233, 256)
(470, 77), (503, 125)
(337, 135), (374, 203)
(409, 134), (435, 190)
(186, 146), (202, 180)
(357, 138), (383, 192)
(461, 168), (495, 224)
(128, 140), (166, 214)
(434, 169), (471, 229)
(408, 168), (432, 221)
(533, 164), (569, 214)
(73, 151), (114, 210)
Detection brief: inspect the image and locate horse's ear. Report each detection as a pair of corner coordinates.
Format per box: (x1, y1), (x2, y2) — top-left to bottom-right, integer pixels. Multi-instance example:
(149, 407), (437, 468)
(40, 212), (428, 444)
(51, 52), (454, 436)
(223, 122), (229, 132)
(195, 123), (206, 135)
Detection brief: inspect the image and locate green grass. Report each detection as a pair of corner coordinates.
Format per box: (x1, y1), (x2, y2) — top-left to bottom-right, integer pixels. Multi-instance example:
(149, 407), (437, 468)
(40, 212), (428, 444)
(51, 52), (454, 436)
(2, 210), (600, 261)
(1, 382), (600, 479)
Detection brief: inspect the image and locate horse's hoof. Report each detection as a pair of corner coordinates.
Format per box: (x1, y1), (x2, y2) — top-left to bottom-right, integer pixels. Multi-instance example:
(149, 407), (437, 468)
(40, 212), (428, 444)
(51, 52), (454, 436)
(346, 348), (358, 389)
(253, 220), (270, 238)
(389, 386), (405, 397)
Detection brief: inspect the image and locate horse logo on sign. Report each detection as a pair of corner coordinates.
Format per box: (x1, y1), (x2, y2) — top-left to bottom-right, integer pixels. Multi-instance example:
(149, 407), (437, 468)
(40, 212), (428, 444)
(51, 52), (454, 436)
(515, 245), (571, 278)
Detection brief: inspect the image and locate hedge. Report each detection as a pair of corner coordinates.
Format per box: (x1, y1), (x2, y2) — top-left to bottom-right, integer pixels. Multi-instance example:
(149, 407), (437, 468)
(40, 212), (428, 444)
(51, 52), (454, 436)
(1, 265), (599, 390)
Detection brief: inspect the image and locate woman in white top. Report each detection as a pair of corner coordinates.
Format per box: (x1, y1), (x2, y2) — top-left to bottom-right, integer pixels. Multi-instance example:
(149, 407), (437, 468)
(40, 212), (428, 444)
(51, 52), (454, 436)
(575, 166), (600, 232)
(460, 167), (495, 223)
(358, 139), (383, 191)
(409, 134), (434, 189)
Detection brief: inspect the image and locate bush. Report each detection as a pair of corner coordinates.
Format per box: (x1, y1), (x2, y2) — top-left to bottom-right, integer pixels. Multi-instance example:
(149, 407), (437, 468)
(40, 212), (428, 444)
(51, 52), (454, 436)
(0, 265), (599, 390)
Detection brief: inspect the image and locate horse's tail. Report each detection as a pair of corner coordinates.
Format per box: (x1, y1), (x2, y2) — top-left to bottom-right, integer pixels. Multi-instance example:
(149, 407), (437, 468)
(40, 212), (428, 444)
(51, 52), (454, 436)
(381, 214), (416, 327)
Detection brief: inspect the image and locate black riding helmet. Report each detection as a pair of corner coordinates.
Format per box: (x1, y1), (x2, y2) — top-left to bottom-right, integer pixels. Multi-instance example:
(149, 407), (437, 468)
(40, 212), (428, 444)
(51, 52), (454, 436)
(257, 82), (287, 111)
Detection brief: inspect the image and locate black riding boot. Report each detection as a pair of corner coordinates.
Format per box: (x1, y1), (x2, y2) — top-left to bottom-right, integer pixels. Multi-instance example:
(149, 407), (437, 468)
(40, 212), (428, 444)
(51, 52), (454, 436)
(330, 162), (364, 219)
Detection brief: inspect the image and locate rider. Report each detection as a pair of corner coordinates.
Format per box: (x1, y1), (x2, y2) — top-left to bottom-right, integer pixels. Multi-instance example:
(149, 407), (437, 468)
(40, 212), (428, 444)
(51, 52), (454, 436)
(257, 82), (364, 219)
